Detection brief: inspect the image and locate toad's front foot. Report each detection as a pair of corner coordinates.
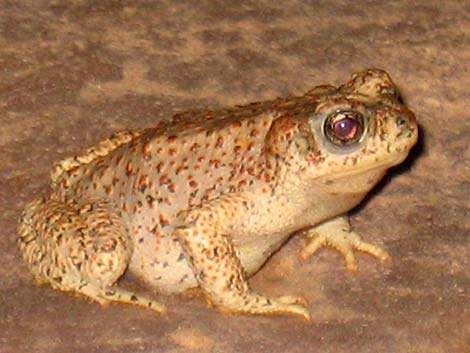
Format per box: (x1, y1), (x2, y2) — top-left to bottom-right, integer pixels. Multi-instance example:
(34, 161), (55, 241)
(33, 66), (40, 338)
(300, 216), (390, 271)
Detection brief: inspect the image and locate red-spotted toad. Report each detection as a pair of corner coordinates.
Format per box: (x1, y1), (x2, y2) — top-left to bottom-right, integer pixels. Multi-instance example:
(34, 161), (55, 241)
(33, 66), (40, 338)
(18, 69), (418, 319)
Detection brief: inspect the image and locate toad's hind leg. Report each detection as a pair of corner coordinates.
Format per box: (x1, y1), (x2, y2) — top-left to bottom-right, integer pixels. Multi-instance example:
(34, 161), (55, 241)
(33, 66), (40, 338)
(17, 197), (165, 314)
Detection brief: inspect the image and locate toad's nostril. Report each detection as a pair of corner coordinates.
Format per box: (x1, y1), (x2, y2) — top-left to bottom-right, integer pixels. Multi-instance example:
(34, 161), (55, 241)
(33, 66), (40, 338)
(400, 108), (417, 126)
(396, 116), (407, 128)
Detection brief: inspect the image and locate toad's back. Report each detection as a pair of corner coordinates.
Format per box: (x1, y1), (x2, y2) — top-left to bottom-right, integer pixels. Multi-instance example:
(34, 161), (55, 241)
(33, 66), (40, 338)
(51, 94), (322, 217)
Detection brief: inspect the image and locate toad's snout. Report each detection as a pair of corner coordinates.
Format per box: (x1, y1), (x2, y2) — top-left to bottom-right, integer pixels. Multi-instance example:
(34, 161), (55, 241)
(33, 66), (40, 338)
(398, 107), (418, 143)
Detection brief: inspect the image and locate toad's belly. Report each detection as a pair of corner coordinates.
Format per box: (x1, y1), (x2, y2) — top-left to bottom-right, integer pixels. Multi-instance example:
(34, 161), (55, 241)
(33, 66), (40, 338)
(234, 231), (294, 276)
(128, 229), (287, 293)
(128, 232), (198, 293)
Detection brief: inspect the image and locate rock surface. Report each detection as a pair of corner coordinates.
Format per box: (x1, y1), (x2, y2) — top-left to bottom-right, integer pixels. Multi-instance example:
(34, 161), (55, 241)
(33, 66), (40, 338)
(1, 1), (469, 352)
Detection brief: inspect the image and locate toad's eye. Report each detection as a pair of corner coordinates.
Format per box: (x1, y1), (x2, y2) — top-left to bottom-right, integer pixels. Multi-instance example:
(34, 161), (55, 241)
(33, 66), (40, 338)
(324, 110), (364, 146)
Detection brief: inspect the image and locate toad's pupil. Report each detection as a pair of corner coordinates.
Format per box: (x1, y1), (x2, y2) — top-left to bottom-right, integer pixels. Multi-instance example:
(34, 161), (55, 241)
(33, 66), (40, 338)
(333, 117), (358, 139)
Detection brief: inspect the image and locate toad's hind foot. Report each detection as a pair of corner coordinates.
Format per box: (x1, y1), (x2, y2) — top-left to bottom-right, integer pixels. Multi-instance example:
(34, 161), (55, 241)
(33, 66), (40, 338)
(301, 216), (390, 271)
(80, 284), (166, 313)
(227, 294), (310, 320)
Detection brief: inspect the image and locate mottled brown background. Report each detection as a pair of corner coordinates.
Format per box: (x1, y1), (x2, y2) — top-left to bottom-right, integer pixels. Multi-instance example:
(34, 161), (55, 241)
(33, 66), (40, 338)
(1, 1), (469, 352)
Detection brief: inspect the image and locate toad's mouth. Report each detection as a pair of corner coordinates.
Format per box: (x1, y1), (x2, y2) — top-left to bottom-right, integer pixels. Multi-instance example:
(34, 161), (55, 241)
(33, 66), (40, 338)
(323, 150), (411, 181)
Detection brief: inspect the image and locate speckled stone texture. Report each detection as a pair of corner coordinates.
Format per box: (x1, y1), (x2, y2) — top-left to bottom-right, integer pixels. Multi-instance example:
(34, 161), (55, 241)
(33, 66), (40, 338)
(1, 1), (469, 352)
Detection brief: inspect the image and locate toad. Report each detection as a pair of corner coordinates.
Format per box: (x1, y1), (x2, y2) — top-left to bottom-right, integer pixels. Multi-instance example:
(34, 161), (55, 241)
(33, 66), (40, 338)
(18, 69), (418, 319)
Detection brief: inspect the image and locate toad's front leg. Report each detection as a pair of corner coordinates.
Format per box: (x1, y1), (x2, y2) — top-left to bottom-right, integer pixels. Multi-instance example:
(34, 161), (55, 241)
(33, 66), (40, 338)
(300, 216), (390, 271)
(175, 195), (310, 320)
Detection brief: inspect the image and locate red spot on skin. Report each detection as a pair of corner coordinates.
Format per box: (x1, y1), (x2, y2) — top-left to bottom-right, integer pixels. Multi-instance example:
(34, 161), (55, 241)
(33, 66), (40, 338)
(159, 174), (170, 185)
(176, 166), (185, 175)
(167, 183), (176, 193)
(189, 180), (198, 188)
(167, 135), (177, 143)
(155, 161), (164, 173)
(122, 203), (128, 212)
(93, 182), (98, 190)
(172, 114), (183, 122)
(216, 137), (223, 147)
(145, 194), (156, 209)
(231, 121), (242, 129)
(126, 161), (133, 176)
(169, 148), (177, 156)
(247, 166), (255, 175)
(238, 180), (247, 187)
(138, 175), (148, 191)
(104, 185), (112, 195)
(234, 146), (242, 154)
(190, 143), (200, 152)
(143, 152), (152, 161)
(250, 128), (259, 137)
(142, 140), (151, 153)
(209, 159), (221, 168)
